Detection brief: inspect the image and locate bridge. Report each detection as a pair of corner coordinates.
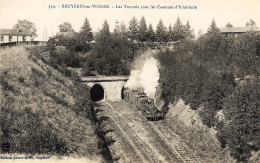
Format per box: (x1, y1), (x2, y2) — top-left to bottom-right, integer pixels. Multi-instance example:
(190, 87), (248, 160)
(81, 76), (129, 101)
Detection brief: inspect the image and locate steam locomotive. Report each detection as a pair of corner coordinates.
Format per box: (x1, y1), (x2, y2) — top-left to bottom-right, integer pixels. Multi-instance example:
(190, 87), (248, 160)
(123, 89), (164, 120)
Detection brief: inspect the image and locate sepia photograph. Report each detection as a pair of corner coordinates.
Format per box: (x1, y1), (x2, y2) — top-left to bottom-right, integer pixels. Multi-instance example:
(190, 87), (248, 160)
(0, 0), (259, 162)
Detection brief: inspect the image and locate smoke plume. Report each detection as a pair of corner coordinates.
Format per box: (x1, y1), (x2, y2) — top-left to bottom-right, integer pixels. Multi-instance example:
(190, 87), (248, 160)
(125, 50), (160, 98)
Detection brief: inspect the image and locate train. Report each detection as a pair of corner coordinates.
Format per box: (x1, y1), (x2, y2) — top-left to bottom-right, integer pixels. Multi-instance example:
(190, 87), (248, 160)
(123, 88), (164, 121)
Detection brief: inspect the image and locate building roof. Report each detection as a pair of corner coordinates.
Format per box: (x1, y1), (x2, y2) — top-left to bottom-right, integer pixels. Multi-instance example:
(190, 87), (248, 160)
(219, 26), (260, 33)
(0, 29), (32, 36)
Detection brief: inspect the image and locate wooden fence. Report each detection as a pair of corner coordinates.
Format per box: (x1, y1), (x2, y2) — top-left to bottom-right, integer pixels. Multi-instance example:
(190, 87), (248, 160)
(0, 41), (46, 48)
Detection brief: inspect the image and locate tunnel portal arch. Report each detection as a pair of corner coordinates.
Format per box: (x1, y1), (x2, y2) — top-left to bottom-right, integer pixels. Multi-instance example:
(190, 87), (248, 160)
(81, 76), (129, 101)
(90, 84), (105, 102)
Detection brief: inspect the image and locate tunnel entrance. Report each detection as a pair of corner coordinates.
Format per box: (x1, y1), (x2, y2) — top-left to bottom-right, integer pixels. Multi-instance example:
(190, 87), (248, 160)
(90, 84), (104, 102)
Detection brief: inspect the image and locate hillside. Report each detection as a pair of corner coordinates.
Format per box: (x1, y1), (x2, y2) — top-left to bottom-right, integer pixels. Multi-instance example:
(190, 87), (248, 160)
(0, 46), (101, 161)
(157, 32), (260, 162)
(165, 99), (234, 162)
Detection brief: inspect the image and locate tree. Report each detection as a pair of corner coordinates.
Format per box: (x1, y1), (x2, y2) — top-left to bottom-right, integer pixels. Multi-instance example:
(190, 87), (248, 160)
(220, 82), (260, 162)
(80, 18), (93, 42)
(13, 19), (37, 39)
(128, 17), (139, 40)
(185, 21), (191, 30)
(138, 16), (148, 42)
(156, 19), (167, 42)
(172, 17), (187, 41)
(101, 20), (110, 38)
(83, 20), (139, 76)
(168, 24), (173, 42)
(207, 19), (221, 34)
(119, 22), (127, 36)
(225, 22), (233, 28)
(147, 23), (156, 42)
(197, 19), (223, 60)
(203, 19), (223, 57)
(59, 22), (74, 32)
(199, 72), (236, 127)
(184, 21), (194, 39)
(246, 19), (257, 27)
(232, 32), (260, 77)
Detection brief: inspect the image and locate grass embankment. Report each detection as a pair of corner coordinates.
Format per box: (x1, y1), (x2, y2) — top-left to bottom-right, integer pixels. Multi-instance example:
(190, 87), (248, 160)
(0, 46), (101, 160)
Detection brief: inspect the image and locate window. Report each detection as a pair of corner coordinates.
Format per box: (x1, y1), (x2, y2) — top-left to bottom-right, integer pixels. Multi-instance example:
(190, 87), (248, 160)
(9, 36), (12, 42)
(1, 36), (3, 42)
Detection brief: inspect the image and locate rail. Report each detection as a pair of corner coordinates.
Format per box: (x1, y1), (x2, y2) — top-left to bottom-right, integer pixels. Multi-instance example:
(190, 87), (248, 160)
(125, 99), (201, 163)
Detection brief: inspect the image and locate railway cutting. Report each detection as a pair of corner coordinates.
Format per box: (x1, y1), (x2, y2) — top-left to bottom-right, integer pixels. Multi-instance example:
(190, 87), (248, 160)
(97, 100), (201, 163)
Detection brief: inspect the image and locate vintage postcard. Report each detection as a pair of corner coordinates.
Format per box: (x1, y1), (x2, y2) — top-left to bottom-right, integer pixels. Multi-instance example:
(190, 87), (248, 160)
(0, 0), (259, 162)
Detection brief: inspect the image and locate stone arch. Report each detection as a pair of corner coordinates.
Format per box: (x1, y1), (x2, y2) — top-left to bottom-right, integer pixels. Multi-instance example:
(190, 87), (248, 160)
(90, 84), (106, 102)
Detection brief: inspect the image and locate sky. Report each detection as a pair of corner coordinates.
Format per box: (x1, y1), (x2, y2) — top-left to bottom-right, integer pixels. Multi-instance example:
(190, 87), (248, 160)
(0, 0), (260, 41)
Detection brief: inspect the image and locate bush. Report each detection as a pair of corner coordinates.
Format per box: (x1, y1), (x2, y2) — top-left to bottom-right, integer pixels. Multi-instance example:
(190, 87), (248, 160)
(232, 32), (260, 77)
(47, 32), (92, 53)
(49, 46), (84, 69)
(157, 48), (208, 110)
(83, 33), (139, 76)
(46, 33), (90, 71)
(199, 72), (236, 127)
(71, 82), (93, 118)
(219, 81), (260, 162)
(0, 105), (69, 155)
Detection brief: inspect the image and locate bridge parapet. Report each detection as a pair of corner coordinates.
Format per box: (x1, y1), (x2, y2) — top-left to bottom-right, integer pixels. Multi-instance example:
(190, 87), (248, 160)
(81, 75), (129, 82)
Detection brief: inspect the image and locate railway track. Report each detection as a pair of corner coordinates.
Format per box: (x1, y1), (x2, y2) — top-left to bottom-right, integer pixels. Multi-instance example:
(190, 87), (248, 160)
(150, 122), (201, 163)
(101, 102), (155, 162)
(126, 100), (201, 163)
(101, 101), (201, 163)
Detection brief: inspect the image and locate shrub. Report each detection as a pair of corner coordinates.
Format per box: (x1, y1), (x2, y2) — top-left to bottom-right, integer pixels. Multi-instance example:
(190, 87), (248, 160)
(199, 72), (236, 127)
(83, 33), (139, 76)
(46, 33), (90, 71)
(219, 81), (260, 162)
(71, 82), (93, 118)
(0, 105), (69, 155)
